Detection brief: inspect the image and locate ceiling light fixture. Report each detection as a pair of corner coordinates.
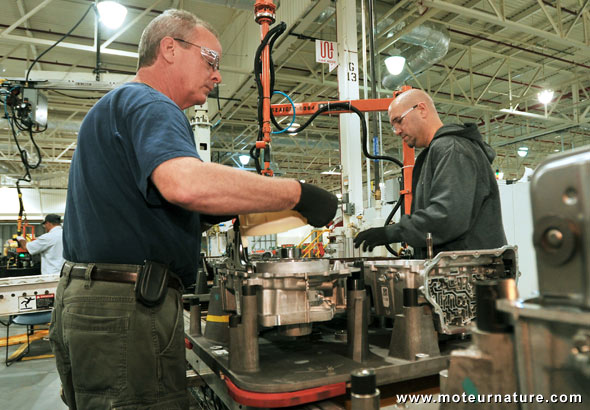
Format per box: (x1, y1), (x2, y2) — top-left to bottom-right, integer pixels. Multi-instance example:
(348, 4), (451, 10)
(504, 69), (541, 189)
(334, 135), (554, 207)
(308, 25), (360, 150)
(537, 89), (554, 105)
(239, 154), (250, 166)
(287, 123), (300, 136)
(385, 55), (406, 75)
(517, 146), (529, 157)
(321, 168), (341, 175)
(97, 1), (128, 30)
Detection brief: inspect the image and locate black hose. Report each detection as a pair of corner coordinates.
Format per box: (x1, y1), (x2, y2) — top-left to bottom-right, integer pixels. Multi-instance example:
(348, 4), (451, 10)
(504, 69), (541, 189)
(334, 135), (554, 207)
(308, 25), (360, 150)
(4, 86), (40, 225)
(384, 194), (404, 256)
(250, 22), (408, 249)
(251, 22), (287, 173)
(25, 4), (95, 83)
(8, 104), (41, 171)
(253, 23), (287, 126)
(16, 180), (25, 235)
(286, 101), (403, 167)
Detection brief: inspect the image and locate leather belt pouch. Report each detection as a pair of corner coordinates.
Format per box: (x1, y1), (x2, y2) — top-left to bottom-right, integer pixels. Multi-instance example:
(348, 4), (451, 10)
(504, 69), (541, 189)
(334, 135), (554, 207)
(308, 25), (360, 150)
(135, 260), (169, 307)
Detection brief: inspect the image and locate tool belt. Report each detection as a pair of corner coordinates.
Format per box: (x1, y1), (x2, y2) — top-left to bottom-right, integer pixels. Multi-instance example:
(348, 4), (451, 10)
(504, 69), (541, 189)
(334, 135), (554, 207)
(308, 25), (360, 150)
(62, 261), (183, 307)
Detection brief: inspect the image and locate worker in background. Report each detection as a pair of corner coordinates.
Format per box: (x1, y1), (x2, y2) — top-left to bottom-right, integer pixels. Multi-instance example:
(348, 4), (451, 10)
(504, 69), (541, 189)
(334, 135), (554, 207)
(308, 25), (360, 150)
(49, 9), (337, 410)
(16, 214), (65, 275)
(354, 89), (507, 257)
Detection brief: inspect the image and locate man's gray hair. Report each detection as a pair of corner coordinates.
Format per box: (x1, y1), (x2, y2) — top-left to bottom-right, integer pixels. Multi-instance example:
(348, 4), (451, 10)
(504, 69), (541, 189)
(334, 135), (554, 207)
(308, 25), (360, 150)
(137, 9), (218, 70)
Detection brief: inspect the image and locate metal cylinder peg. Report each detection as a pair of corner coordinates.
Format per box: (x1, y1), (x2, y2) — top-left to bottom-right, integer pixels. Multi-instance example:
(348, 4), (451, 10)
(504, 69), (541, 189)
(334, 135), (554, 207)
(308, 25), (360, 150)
(475, 279), (518, 333)
(350, 368), (380, 410)
(426, 232), (433, 259)
(228, 314), (243, 371)
(347, 289), (369, 363)
(280, 246), (301, 259)
(189, 298), (201, 337)
(240, 286), (260, 372)
(403, 288), (419, 307)
(347, 272), (365, 292)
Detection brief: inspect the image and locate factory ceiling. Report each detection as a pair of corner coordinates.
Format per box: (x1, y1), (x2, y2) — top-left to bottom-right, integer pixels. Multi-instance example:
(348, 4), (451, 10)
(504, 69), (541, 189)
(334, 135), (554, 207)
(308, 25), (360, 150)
(0, 0), (589, 195)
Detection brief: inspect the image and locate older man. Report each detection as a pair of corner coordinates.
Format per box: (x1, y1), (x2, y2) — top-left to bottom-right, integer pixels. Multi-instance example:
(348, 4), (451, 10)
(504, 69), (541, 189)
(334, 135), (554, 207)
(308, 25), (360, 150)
(50, 9), (337, 409)
(16, 214), (65, 275)
(354, 89), (506, 257)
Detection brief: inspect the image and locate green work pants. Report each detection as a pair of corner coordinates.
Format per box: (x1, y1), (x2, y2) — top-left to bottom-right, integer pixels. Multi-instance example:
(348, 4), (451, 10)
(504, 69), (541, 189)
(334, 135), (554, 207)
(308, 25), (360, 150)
(49, 266), (188, 409)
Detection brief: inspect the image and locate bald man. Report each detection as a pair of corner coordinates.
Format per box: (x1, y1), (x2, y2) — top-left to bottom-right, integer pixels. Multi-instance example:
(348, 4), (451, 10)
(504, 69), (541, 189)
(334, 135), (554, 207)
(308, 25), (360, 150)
(355, 89), (507, 257)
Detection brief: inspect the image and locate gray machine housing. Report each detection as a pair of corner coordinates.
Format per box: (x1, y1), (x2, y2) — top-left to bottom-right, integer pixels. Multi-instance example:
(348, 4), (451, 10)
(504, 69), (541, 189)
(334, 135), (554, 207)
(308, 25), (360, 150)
(530, 148), (590, 308)
(22, 88), (48, 127)
(442, 147), (590, 408)
(364, 246), (518, 334)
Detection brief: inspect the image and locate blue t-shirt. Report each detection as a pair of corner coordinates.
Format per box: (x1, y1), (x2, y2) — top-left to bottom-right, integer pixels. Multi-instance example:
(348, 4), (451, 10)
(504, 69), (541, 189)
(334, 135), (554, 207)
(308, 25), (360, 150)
(63, 82), (202, 286)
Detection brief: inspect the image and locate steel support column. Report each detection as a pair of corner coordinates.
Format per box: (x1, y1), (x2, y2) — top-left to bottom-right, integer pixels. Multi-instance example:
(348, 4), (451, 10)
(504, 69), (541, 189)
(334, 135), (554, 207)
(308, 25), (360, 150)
(336, 0), (363, 231)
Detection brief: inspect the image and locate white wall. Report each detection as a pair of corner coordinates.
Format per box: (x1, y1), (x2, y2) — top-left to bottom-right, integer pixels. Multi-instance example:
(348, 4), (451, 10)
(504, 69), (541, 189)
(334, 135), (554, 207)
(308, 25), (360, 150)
(498, 181), (538, 299)
(0, 187), (67, 220)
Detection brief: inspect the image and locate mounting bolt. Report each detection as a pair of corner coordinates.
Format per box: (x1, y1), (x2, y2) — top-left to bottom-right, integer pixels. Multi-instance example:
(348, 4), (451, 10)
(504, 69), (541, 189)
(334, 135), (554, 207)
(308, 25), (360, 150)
(545, 229), (563, 248)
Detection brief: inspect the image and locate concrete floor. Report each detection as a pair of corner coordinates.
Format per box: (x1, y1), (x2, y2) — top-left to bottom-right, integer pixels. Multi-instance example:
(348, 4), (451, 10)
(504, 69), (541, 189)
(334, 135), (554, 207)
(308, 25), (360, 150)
(0, 322), (67, 410)
(1, 321), (204, 410)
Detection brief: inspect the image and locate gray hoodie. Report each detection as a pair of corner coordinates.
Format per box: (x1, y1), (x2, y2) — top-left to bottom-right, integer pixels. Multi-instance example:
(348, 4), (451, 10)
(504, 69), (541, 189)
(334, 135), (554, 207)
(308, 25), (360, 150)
(385, 123), (507, 258)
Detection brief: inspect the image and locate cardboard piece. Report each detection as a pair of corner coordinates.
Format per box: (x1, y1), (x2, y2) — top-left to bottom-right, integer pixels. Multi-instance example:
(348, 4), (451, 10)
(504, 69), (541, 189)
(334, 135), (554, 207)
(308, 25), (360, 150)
(239, 210), (307, 237)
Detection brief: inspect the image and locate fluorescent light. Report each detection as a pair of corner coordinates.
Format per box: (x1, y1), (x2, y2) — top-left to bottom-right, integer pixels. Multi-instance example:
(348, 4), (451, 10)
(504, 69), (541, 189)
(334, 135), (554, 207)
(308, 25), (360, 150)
(321, 168), (341, 175)
(287, 122), (300, 136)
(299, 179), (306, 183)
(537, 89), (554, 105)
(239, 155), (250, 165)
(385, 56), (406, 75)
(517, 146), (528, 157)
(97, 1), (128, 30)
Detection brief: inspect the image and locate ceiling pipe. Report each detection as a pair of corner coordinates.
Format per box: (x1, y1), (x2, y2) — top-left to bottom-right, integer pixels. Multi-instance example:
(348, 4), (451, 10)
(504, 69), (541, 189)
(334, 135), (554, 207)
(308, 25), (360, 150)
(448, 28), (590, 70)
(382, 20), (450, 89)
(311, 5), (449, 91)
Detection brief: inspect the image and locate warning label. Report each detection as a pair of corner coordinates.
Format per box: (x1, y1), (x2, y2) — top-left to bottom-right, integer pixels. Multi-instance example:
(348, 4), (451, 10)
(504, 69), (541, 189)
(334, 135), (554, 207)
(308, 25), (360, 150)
(36, 294), (55, 309)
(17, 293), (55, 311)
(18, 296), (36, 311)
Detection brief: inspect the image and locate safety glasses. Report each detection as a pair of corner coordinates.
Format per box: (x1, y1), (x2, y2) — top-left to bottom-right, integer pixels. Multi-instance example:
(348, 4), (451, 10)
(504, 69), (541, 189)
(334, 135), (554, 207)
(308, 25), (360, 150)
(173, 38), (220, 71)
(391, 104), (418, 131)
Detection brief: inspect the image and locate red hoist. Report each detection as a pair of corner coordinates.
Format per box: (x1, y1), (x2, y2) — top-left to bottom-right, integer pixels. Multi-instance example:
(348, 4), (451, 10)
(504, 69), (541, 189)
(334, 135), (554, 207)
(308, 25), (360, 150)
(254, 0), (277, 176)
(253, 1), (415, 213)
(270, 87), (415, 215)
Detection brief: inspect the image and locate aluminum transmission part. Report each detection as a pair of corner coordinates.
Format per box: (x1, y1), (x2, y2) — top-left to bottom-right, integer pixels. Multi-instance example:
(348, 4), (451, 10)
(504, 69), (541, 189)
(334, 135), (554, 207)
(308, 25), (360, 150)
(364, 246), (518, 334)
(219, 258), (355, 335)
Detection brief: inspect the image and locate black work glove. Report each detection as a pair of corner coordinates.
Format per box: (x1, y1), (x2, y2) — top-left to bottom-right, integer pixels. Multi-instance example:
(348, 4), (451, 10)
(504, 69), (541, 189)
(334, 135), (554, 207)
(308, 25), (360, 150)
(293, 182), (338, 227)
(354, 227), (391, 252)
